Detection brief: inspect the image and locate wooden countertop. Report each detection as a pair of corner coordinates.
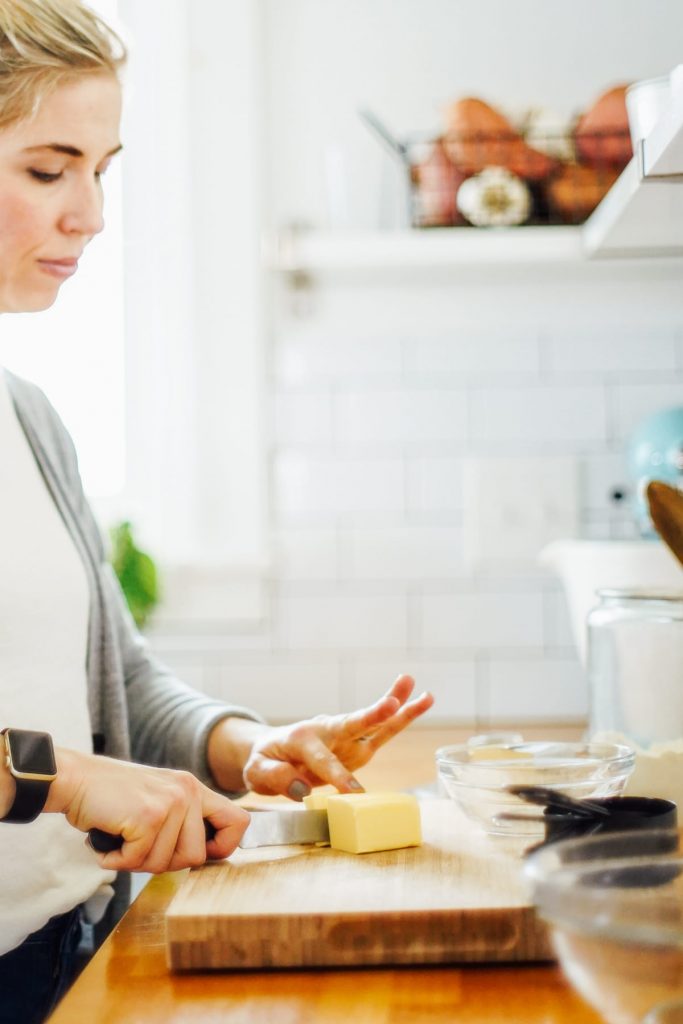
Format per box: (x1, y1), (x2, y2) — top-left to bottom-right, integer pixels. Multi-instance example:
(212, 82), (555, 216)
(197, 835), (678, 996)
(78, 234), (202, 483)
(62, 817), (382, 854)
(48, 725), (602, 1024)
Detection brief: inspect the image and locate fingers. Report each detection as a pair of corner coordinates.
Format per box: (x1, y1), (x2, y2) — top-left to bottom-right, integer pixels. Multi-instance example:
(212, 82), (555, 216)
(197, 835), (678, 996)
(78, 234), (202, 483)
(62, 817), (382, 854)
(334, 692), (402, 742)
(139, 775), (207, 871)
(135, 801), (249, 871)
(345, 678), (432, 745)
(131, 800), (204, 874)
(91, 793), (188, 873)
(204, 804), (250, 862)
(366, 689), (434, 750)
(96, 805), (249, 872)
(246, 740), (363, 798)
(237, 674), (433, 802)
(243, 754), (321, 801)
(385, 674), (417, 705)
(291, 734), (365, 793)
(89, 771), (250, 873)
(333, 675), (419, 743)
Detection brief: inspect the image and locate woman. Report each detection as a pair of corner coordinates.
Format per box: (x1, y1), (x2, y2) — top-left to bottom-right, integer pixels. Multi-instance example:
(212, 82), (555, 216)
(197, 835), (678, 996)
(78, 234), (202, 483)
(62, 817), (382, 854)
(0, 2), (433, 1020)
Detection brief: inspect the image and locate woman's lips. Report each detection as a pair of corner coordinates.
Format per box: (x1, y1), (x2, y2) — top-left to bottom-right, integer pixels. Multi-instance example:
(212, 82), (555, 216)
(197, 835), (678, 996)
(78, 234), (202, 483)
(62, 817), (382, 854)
(37, 258), (78, 280)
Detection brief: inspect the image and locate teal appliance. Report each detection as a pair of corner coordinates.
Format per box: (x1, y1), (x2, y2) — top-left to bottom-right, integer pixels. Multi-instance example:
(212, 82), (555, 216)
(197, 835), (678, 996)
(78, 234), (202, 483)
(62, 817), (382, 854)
(628, 406), (683, 536)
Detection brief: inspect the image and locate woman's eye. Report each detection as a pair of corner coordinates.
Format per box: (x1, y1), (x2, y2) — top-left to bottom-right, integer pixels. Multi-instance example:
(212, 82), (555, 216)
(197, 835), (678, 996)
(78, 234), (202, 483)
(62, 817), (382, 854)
(28, 169), (62, 183)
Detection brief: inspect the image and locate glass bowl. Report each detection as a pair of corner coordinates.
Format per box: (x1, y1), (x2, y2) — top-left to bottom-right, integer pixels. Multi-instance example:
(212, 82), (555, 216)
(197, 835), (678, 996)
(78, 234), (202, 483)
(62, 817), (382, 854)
(435, 739), (635, 837)
(526, 830), (683, 1024)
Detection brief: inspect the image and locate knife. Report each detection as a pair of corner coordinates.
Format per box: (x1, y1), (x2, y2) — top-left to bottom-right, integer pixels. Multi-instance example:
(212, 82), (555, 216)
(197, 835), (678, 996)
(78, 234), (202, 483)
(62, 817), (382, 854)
(88, 808), (330, 853)
(238, 808), (329, 849)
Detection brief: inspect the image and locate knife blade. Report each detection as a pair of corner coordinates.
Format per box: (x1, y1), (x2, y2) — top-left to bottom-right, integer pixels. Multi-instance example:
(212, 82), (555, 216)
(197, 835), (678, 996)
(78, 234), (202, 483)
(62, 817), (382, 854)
(239, 808), (329, 849)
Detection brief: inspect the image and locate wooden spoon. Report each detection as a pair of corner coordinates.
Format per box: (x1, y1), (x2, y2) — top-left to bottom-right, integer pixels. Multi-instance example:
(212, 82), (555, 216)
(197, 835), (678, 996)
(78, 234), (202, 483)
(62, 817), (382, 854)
(646, 480), (683, 568)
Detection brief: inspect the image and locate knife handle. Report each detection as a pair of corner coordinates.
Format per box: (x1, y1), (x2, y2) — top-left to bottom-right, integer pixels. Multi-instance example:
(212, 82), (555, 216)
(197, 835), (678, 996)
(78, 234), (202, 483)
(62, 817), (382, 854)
(88, 819), (218, 854)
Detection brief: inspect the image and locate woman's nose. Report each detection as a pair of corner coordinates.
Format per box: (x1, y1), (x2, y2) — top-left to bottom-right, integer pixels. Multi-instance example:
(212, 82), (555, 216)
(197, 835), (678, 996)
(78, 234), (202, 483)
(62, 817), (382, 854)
(59, 181), (105, 238)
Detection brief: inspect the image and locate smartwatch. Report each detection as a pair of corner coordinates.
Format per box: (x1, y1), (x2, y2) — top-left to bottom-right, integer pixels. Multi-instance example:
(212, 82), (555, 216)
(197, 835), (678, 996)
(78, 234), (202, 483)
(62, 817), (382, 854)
(1, 728), (57, 823)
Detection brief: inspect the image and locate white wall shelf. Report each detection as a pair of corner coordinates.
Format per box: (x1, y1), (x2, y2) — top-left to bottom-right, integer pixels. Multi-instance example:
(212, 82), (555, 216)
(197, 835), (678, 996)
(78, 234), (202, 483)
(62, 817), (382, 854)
(264, 226), (586, 273)
(267, 96), (683, 273)
(584, 93), (683, 257)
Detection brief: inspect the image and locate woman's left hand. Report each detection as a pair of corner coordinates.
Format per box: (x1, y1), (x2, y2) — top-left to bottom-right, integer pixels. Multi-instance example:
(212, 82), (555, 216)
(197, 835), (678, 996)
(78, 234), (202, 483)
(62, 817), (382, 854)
(241, 675), (433, 799)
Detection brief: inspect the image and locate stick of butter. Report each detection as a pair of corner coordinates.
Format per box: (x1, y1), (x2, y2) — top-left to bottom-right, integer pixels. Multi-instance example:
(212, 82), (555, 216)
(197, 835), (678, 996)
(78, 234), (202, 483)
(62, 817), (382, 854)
(468, 746), (531, 762)
(323, 792), (422, 854)
(302, 791), (334, 811)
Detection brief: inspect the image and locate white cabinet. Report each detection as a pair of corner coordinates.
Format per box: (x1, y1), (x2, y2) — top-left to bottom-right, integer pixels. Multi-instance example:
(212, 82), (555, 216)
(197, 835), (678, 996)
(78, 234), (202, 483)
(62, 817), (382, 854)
(583, 94), (683, 257)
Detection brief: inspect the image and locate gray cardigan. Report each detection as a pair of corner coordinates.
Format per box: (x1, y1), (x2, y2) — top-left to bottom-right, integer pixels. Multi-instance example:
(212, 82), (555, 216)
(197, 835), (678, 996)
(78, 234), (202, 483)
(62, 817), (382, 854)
(6, 370), (262, 792)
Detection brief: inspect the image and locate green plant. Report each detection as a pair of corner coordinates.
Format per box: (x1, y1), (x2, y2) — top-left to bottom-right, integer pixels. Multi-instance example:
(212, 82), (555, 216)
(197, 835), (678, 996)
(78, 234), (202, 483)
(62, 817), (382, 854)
(109, 520), (160, 628)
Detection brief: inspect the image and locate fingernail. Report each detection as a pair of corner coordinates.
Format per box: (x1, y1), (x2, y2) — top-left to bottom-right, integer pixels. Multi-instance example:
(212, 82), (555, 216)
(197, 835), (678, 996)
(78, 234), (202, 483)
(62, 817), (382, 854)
(348, 778), (364, 792)
(288, 780), (311, 802)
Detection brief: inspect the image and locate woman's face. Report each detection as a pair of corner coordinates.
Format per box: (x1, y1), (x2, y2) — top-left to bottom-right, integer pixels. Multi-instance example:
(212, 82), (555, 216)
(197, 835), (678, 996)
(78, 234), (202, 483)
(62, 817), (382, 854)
(0, 73), (122, 313)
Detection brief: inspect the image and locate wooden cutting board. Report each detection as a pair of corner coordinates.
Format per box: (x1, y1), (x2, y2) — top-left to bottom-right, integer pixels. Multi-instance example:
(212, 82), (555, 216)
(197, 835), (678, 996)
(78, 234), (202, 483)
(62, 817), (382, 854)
(165, 799), (553, 970)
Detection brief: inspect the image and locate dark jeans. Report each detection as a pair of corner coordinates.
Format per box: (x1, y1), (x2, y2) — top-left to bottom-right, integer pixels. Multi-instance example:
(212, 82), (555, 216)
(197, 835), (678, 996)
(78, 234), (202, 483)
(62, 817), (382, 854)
(0, 908), (83, 1024)
(0, 874), (130, 1023)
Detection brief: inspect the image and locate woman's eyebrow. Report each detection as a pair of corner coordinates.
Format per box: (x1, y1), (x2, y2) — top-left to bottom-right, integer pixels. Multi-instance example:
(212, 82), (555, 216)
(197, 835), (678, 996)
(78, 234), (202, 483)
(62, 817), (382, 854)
(23, 142), (123, 158)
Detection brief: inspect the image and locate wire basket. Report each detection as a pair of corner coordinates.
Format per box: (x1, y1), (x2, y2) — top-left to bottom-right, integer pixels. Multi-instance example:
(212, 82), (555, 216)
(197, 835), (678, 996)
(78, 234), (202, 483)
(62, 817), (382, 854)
(360, 110), (633, 229)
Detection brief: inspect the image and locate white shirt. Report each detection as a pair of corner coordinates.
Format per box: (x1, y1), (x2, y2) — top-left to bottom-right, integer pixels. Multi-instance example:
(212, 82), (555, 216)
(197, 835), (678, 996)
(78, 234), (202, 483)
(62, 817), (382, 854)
(0, 368), (114, 955)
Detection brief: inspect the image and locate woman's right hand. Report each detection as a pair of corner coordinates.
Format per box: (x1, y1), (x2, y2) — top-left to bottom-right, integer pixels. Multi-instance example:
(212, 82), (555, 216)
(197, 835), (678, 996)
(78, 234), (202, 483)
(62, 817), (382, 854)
(44, 748), (250, 873)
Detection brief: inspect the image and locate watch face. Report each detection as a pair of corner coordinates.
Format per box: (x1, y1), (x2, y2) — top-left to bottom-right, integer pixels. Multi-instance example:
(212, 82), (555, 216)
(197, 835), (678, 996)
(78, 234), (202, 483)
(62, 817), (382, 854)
(7, 730), (57, 776)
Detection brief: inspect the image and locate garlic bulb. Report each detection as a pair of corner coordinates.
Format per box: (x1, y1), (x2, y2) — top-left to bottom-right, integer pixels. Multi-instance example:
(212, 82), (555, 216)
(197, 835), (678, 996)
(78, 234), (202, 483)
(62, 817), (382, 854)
(518, 106), (576, 162)
(456, 166), (532, 227)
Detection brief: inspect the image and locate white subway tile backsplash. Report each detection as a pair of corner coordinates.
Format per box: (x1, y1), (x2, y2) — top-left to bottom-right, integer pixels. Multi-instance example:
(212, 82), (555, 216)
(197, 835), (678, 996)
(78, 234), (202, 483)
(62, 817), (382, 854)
(340, 525), (463, 580)
(274, 330), (403, 386)
(274, 527), (339, 580)
(487, 658), (587, 720)
(543, 586), (577, 652)
(611, 382), (683, 442)
(148, 631), (273, 655)
(335, 390), (467, 444)
(343, 659), (477, 722)
(606, 516), (640, 540)
(420, 592), (544, 649)
(273, 592), (408, 650)
(462, 455), (579, 569)
(274, 392), (334, 445)
(273, 451), (404, 517)
(210, 661), (343, 721)
(405, 331), (539, 377)
(546, 329), (677, 375)
(406, 456), (464, 514)
(471, 385), (606, 444)
(581, 451), (629, 512)
(580, 514), (633, 540)
(169, 265), (683, 726)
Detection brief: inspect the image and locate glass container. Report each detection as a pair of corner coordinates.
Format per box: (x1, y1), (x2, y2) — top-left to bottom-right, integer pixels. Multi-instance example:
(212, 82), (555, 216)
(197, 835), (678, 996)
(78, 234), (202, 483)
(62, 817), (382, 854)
(587, 589), (683, 748)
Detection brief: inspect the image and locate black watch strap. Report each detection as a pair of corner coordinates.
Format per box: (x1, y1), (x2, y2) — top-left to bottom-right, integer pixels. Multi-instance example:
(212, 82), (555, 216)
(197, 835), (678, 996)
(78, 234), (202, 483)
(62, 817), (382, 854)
(3, 778), (51, 824)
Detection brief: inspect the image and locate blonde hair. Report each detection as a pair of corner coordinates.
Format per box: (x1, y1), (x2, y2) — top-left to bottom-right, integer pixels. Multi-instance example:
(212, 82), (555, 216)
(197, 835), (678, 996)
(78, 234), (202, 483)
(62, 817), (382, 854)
(0, 0), (126, 130)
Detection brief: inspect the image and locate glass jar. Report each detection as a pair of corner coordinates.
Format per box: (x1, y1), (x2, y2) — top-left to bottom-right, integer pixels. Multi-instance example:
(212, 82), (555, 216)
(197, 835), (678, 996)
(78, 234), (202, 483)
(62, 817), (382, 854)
(587, 588), (683, 747)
